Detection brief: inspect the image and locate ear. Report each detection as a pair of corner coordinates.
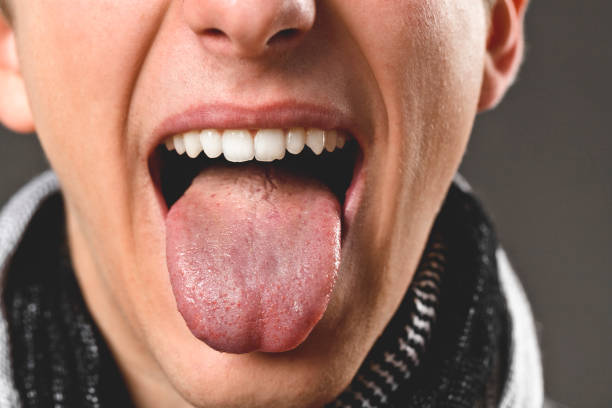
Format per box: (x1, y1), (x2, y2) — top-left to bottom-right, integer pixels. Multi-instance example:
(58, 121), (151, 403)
(478, 0), (529, 111)
(0, 13), (34, 133)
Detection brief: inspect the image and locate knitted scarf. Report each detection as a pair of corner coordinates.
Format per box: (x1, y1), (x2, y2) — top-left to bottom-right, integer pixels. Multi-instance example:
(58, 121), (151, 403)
(3, 184), (509, 407)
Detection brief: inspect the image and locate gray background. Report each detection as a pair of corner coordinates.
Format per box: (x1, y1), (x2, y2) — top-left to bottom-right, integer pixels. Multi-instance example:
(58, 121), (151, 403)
(0, 1), (610, 406)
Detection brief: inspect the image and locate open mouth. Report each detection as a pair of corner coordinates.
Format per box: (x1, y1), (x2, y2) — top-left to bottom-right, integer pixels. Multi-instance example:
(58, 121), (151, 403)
(151, 127), (360, 215)
(148, 126), (363, 354)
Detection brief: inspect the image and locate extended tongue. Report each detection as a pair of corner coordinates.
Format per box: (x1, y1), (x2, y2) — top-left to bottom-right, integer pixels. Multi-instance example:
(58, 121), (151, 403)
(165, 163), (341, 353)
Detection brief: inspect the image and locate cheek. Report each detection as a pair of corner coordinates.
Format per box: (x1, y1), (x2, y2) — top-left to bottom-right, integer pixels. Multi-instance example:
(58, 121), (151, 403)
(355, 1), (487, 139)
(396, 5), (487, 243)
(337, 1), (488, 250)
(11, 2), (171, 323)
(13, 1), (166, 228)
(335, 0), (487, 174)
(400, 3), (488, 190)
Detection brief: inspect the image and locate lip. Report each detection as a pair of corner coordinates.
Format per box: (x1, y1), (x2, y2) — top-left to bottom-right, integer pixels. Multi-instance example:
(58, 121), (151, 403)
(148, 101), (368, 159)
(147, 101), (368, 231)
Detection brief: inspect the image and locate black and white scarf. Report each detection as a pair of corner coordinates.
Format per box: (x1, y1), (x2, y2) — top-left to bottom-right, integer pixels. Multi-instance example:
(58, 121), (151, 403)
(3, 183), (512, 407)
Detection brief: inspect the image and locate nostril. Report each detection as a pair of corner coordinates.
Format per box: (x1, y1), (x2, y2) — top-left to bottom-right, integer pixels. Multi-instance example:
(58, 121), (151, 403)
(266, 28), (303, 47)
(202, 28), (230, 41)
(204, 28), (224, 37)
(184, 0), (316, 57)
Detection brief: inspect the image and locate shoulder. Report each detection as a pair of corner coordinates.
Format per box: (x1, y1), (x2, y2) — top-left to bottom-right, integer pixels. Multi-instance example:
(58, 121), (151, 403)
(453, 174), (544, 407)
(0, 170), (59, 408)
(496, 249), (544, 408)
(0, 170), (59, 271)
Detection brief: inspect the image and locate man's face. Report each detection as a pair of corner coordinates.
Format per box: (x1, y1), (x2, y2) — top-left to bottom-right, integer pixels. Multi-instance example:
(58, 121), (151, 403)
(9, 1), (488, 406)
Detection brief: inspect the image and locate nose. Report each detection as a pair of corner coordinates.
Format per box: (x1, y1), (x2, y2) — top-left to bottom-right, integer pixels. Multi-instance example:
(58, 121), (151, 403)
(183, 0), (316, 58)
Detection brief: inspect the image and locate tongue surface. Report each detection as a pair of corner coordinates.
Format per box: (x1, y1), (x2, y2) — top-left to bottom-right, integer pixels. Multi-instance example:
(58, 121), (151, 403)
(165, 164), (340, 354)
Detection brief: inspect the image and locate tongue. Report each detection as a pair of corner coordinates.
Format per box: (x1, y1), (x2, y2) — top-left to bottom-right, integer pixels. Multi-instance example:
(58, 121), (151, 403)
(165, 164), (341, 354)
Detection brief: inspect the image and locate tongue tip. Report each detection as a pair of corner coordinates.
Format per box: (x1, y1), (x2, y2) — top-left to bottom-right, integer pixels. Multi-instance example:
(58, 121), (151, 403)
(188, 316), (322, 355)
(202, 337), (304, 355)
(196, 335), (259, 355)
(181, 289), (333, 354)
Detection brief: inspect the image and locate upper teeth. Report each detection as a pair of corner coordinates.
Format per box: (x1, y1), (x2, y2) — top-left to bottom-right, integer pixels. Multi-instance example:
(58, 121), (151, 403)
(164, 128), (348, 162)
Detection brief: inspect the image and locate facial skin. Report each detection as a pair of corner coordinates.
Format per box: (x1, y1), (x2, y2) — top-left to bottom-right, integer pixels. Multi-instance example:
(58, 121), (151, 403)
(0, 1), (526, 407)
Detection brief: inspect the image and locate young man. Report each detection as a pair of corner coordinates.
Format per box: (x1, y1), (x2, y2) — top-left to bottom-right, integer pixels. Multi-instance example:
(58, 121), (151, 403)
(0, 0), (543, 407)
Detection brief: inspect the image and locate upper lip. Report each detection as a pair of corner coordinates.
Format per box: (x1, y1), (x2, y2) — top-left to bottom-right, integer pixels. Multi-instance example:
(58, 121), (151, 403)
(147, 100), (367, 158)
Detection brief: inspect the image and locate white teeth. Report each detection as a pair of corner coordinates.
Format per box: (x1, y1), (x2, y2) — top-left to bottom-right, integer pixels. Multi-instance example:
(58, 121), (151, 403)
(173, 134), (186, 155)
(254, 129), (285, 162)
(183, 131), (202, 158)
(163, 128), (349, 161)
(165, 138), (175, 151)
(200, 129), (222, 158)
(222, 129), (254, 162)
(324, 130), (337, 152)
(286, 128), (306, 154)
(306, 128), (325, 155)
(336, 133), (346, 149)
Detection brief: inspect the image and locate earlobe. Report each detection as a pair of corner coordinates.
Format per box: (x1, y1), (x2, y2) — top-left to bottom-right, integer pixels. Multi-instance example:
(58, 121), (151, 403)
(0, 14), (34, 133)
(478, 0), (529, 111)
